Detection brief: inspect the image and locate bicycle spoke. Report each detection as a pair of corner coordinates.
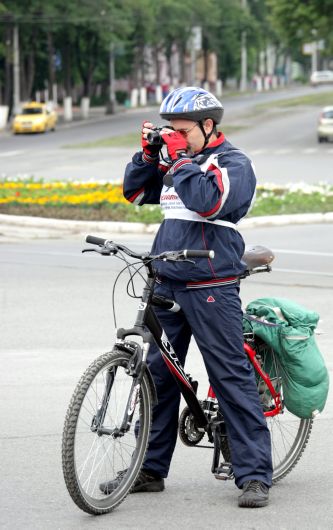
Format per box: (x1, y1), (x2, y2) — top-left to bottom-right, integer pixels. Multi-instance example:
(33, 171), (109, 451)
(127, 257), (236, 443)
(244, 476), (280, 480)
(62, 349), (152, 514)
(256, 345), (313, 482)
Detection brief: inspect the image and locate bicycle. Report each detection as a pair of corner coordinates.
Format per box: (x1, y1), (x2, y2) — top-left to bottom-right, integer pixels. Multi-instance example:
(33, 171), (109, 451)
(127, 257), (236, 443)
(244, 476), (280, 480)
(62, 235), (313, 515)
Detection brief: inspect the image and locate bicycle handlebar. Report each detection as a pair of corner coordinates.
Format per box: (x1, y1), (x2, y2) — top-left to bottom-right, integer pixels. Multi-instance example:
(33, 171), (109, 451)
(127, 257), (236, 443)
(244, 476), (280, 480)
(85, 235), (214, 261)
(183, 249), (214, 259)
(86, 235), (108, 246)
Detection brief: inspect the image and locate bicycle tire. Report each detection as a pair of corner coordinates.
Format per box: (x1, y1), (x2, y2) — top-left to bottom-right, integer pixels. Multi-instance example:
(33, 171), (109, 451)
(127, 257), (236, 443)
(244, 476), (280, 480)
(255, 342), (313, 483)
(62, 348), (153, 515)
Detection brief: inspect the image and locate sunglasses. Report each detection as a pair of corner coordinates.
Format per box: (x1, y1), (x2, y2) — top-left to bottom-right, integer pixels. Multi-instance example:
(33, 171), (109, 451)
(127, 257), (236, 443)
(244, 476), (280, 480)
(170, 123), (198, 136)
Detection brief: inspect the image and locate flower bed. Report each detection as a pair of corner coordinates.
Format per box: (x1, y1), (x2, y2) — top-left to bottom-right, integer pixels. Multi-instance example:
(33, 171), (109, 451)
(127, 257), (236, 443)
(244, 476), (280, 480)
(0, 178), (332, 222)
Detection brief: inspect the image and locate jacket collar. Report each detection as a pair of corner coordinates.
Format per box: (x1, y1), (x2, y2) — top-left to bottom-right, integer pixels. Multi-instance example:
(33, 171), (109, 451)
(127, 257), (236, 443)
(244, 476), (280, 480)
(205, 131), (225, 149)
(190, 132), (225, 164)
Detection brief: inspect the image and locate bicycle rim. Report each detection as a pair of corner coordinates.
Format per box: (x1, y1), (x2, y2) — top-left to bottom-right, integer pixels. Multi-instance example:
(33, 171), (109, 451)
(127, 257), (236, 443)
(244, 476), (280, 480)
(257, 345), (313, 483)
(62, 349), (152, 515)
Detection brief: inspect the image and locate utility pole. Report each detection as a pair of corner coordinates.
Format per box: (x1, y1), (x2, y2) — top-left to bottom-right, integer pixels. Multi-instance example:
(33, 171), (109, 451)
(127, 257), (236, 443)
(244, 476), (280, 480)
(106, 42), (116, 114)
(311, 42), (318, 73)
(190, 26), (202, 85)
(311, 30), (318, 73)
(190, 46), (196, 86)
(13, 23), (20, 114)
(240, 0), (247, 92)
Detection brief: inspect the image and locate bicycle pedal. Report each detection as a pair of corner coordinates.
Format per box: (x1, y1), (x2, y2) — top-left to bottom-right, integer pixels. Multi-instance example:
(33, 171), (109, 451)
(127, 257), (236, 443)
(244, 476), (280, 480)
(214, 463), (234, 481)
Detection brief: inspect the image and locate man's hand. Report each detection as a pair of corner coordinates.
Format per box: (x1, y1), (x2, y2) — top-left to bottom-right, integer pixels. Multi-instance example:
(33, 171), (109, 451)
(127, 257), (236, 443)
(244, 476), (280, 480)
(160, 129), (188, 161)
(141, 121), (160, 160)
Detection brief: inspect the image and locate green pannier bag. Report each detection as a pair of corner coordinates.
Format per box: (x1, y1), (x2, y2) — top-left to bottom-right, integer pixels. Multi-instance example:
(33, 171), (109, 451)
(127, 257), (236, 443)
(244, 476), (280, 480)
(243, 297), (329, 419)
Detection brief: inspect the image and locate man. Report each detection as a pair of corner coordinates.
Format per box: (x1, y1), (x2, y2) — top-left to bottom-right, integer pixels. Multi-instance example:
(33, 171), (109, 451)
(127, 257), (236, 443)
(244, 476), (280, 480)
(100, 86), (273, 508)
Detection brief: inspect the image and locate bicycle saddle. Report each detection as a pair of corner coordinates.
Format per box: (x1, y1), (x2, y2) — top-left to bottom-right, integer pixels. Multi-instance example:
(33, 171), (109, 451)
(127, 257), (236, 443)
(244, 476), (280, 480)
(242, 245), (275, 270)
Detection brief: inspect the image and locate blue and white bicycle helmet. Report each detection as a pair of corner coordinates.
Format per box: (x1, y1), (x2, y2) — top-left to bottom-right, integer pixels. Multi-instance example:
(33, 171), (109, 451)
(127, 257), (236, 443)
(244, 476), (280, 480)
(160, 86), (224, 124)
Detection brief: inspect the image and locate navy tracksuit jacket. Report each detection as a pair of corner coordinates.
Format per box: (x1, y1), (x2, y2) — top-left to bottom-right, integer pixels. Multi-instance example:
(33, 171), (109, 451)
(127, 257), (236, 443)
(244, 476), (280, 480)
(123, 133), (273, 488)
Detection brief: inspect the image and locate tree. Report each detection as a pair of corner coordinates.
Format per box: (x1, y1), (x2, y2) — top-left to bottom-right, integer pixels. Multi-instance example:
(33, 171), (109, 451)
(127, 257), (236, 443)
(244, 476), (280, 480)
(3, 0), (332, 111)
(267, 0), (333, 63)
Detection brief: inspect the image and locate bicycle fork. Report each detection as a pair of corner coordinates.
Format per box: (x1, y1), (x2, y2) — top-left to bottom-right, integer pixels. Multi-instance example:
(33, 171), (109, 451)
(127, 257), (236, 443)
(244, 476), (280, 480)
(91, 341), (149, 438)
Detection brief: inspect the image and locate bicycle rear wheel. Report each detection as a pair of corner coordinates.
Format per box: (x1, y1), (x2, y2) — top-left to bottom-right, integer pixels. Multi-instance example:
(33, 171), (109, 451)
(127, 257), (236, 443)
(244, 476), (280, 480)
(62, 348), (153, 515)
(255, 341), (313, 483)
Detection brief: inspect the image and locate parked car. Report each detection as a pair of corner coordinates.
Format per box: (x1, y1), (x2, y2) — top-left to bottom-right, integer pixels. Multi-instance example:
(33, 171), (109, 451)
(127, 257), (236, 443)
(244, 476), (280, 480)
(317, 106), (333, 143)
(310, 70), (333, 87)
(12, 102), (57, 134)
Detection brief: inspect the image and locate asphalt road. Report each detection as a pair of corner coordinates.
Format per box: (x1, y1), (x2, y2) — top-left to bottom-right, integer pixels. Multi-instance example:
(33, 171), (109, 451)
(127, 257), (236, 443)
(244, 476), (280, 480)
(1, 224), (332, 529)
(0, 85), (332, 184)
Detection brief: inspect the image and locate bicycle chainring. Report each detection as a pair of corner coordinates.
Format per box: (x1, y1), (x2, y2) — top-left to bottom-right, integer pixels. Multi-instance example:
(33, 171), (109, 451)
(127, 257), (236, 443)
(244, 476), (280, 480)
(178, 404), (205, 446)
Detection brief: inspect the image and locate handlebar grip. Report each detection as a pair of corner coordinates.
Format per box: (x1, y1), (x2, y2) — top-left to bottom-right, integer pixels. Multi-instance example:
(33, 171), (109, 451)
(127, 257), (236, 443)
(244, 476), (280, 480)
(184, 250), (215, 259)
(86, 235), (108, 246)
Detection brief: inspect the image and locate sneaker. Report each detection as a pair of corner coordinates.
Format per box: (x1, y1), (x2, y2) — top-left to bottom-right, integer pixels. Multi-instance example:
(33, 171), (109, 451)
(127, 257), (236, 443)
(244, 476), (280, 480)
(238, 480), (269, 508)
(99, 469), (165, 495)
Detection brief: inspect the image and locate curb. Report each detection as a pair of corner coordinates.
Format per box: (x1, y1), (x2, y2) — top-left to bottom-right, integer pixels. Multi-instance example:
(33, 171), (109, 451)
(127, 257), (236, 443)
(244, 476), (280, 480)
(1, 212), (333, 240)
(0, 213), (159, 240)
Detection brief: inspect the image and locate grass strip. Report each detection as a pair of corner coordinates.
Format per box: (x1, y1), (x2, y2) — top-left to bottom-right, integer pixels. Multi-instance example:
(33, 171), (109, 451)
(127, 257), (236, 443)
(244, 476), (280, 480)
(62, 125), (246, 149)
(1, 178), (332, 223)
(256, 90), (333, 110)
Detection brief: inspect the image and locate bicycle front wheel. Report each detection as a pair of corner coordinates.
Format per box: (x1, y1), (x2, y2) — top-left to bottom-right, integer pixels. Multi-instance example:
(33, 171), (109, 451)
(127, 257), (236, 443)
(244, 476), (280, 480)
(62, 348), (153, 515)
(256, 342), (313, 483)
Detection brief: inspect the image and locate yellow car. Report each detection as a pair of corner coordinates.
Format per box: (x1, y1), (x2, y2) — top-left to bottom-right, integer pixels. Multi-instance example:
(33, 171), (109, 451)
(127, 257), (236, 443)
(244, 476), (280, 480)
(12, 102), (57, 134)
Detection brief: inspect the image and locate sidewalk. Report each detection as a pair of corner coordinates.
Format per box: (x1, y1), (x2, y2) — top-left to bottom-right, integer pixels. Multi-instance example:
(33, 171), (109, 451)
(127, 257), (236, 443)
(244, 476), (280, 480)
(1, 212), (332, 241)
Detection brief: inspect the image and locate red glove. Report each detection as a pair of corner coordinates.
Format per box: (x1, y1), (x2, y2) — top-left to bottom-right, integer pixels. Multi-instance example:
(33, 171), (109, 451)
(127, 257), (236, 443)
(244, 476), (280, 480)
(141, 121), (160, 160)
(161, 130), (187, 161)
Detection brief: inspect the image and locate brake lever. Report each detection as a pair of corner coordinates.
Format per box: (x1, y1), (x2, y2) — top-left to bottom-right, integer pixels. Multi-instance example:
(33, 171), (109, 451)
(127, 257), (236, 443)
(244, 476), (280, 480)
(82, 247), (116, 256)
(82, 248), (98, 253)
(162, 256), (195, 264)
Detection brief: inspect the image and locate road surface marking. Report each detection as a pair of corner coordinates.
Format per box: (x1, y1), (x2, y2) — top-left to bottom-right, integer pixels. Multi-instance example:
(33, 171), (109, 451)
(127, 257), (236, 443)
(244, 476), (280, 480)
(274, 267), (333, 277)
(274, 249), (333, 258)
(275, 149), (292, 155)
(248, 148), (333, 156)
(301, 148), (317, 154)
(249, 149), (266, 155)
(0, 150), (25, 158)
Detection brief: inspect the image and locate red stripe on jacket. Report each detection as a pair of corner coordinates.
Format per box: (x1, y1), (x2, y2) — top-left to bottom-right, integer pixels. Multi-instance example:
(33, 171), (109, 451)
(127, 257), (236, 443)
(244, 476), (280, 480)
(127, 186), (145, 203)
(198, 164), (224, 218)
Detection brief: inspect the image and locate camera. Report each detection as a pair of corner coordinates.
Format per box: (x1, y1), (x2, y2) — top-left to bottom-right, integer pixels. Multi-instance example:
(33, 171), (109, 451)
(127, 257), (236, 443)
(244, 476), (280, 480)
(146, 127), (164, 146)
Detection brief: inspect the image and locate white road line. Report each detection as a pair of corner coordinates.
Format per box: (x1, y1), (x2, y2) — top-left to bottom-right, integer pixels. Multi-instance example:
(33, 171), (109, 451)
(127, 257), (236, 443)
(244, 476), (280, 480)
(275, 149), (292, 155)
(249, 149), (266, 155)
(249, 148), (333, 156)
(0, 150), (25, 158)
(273, 249), (333, 258)
(274, 267), (333, 277)
(301, 148), (317, 154)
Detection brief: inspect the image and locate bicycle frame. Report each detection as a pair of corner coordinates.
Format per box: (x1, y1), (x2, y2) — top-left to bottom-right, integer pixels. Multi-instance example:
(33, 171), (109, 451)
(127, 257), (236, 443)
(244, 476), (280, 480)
(116, 271), (208, 429)
(205, 342), (282, 418)
(115, 261), (283, 435)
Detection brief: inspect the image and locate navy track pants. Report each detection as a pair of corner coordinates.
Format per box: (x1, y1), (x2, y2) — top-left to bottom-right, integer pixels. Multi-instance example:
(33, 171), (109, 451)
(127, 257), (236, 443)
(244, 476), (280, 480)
(142, 278), (273, 488)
